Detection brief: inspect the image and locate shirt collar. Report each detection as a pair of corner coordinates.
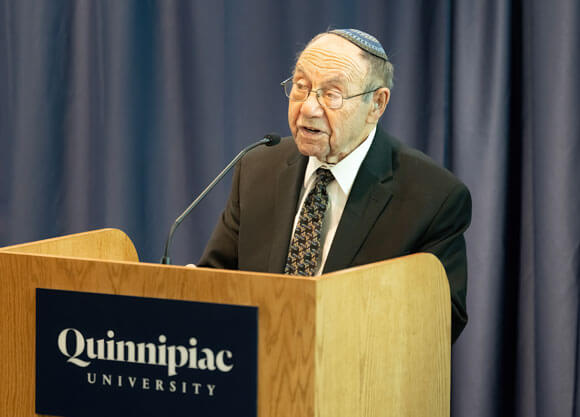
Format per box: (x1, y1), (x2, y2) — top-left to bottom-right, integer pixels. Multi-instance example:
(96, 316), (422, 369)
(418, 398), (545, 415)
(304, 127), (377, 195)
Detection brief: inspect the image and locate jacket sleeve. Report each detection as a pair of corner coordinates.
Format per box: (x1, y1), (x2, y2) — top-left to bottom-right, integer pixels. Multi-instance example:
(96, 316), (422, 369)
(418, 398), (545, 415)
(416, 182), (472, 343)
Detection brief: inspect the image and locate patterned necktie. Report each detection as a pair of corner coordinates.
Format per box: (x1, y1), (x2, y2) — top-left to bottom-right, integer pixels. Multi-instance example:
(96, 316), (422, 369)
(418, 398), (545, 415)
(284, 168), (334, 276)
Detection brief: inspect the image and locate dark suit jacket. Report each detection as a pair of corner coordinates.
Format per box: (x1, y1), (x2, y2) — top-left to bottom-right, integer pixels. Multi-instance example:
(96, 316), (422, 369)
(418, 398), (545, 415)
(199, 128), (472, 343)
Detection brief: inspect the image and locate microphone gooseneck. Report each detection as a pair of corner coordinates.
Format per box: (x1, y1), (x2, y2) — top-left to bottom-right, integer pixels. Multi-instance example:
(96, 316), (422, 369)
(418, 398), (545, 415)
(160, 133), (281, 265)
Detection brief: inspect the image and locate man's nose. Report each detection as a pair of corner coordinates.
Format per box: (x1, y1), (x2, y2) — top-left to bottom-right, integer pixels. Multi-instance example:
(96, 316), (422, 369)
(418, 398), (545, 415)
(300, 91), (324, 117)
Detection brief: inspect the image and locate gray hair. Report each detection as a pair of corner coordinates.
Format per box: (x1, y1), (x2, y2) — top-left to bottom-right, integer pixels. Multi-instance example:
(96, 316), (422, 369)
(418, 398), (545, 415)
(360, 49), (394, 90)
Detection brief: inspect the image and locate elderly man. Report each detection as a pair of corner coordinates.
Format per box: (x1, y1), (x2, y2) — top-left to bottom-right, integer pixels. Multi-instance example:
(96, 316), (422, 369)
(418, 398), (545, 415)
(199, 29), (471, 343)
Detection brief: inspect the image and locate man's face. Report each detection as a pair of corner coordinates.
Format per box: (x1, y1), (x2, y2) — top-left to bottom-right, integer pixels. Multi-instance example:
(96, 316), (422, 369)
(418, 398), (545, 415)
(288, 34), (375, 163)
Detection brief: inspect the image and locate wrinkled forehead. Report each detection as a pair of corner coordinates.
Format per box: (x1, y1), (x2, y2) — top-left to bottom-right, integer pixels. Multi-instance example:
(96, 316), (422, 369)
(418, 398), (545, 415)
(295, 34), (369, 85)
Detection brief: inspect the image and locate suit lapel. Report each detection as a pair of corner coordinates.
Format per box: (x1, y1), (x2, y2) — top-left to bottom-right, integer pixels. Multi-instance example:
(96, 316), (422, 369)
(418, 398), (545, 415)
(267, 149), (308, 273)
(324, 129), (394, 273)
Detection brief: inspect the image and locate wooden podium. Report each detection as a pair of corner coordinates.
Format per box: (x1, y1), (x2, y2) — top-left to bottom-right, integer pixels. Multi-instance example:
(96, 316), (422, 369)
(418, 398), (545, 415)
(0, 229), (451, 416)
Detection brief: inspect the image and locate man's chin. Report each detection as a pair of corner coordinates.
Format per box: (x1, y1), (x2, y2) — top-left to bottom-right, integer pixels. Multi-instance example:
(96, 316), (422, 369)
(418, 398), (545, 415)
(295, 140), (329, 161)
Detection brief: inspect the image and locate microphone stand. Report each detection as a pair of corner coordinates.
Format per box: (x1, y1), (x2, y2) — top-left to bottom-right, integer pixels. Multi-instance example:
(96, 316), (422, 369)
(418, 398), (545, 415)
(160, 134), (280, 265)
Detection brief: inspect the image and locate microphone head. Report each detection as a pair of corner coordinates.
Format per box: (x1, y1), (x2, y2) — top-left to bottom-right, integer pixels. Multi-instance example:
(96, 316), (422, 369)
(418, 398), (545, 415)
(264, 133), (281, 146)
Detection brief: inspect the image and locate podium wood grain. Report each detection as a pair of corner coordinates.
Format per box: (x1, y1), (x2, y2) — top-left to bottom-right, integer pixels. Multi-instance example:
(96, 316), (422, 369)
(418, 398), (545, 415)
(0, 229), (450, 417)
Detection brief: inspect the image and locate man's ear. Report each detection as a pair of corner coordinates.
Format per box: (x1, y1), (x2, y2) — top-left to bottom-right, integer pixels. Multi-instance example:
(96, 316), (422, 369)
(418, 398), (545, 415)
(367, 88), (390, 123)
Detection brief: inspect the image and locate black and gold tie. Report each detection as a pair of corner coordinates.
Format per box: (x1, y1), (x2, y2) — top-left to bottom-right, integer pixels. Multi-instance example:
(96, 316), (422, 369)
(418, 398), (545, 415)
(284, 168), (334, 276)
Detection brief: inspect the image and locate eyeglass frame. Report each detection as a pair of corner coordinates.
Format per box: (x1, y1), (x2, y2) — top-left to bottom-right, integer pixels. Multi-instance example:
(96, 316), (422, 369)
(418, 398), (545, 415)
(280, 76), (383, 110)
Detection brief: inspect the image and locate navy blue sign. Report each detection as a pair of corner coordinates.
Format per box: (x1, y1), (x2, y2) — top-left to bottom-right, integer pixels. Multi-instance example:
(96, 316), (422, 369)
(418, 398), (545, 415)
(36, 289), (258, 417)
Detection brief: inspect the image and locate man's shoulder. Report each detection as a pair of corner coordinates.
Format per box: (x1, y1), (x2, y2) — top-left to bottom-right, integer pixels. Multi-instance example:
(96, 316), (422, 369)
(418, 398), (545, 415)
(374, 129), (469, 199)
(242, 135), (301, 168)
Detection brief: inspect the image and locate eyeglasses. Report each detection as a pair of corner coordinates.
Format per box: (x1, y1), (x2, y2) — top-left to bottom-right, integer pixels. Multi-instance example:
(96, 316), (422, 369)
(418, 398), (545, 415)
(281, 77), (382, 110)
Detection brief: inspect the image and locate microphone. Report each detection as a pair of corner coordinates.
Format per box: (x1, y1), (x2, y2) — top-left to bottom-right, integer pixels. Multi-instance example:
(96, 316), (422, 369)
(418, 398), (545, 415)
(160, 133), (281, 264)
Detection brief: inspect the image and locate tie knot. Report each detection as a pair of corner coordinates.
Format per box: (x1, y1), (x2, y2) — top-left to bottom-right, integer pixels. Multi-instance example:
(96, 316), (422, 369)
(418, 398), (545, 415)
(315, 168), (334, 187)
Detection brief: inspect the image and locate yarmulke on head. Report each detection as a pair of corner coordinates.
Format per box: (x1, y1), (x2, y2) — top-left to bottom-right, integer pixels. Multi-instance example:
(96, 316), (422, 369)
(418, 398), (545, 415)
(328, 29), (388, 61)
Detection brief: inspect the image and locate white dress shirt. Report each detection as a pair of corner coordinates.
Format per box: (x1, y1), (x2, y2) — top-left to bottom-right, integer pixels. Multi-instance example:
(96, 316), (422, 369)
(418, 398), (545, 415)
(289, 127), (377, 275)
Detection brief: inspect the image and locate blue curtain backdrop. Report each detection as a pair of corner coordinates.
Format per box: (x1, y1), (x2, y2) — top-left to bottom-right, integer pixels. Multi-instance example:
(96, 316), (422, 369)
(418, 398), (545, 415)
(1, 1), (579, 416)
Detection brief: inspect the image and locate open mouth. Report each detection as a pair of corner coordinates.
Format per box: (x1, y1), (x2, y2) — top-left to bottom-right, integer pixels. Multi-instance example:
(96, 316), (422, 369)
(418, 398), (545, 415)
(302, 126), (322, 134)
